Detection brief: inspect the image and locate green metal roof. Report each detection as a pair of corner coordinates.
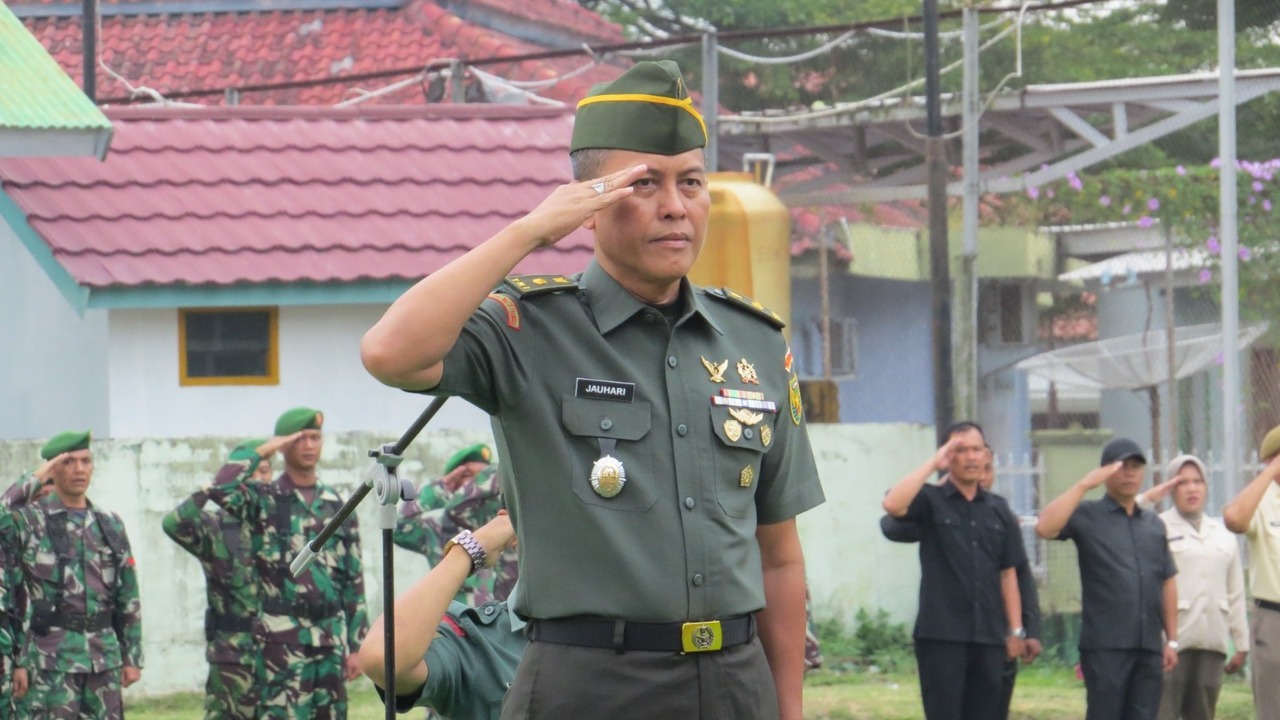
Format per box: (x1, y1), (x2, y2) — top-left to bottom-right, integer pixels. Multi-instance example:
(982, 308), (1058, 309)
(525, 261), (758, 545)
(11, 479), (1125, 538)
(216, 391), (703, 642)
(0, 3), (112, 157)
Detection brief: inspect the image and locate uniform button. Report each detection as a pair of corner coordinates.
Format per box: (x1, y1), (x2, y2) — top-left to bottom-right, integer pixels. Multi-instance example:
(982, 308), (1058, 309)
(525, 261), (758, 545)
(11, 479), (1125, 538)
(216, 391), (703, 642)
(677, 424), (688, 436)
(667, 356), (678, 368)
(744, 428), (754, 440)
(684, 497), (695, 509)
(692, 573), (704, 586)
(600, 418), (613, 430)
(484, 606), (495, 615)
(643, 313), (656, 323)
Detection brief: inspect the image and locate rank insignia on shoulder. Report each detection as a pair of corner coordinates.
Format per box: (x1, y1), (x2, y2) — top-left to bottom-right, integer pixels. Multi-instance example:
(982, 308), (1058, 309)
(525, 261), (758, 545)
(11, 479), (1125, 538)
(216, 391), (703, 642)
(486, 294), (521, 330)
(504, 275), (578, 297)
(705, 287), (786, 329)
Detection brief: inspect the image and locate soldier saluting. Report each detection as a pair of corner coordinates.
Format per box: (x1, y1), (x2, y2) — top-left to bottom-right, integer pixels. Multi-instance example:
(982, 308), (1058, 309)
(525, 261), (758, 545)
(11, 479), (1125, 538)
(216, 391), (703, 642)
(9, 430), (143, 719)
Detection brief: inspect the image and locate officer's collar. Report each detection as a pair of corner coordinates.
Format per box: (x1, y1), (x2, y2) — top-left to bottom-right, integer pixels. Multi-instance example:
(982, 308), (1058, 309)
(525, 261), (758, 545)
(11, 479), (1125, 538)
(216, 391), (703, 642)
(41, 491), (95, 514)
(581, 260), (721, 335)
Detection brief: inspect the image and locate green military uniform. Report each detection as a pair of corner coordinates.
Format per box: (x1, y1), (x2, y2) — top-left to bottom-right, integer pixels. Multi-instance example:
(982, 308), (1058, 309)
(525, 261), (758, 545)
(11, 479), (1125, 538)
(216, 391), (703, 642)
(12, 494), (143, 719)
(162, 444), (265, 720)
(394, 466), (517, 606)
(211, 411), (368, 720)
(0, 511), (21, 720)
(376, 601), (526, 720)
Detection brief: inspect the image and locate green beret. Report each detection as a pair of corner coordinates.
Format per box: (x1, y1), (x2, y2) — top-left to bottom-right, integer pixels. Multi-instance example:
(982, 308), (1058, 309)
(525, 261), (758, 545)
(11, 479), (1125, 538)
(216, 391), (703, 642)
(444, 443), (492, 474)
(229, 438), (267, 463)
(274, 407), (323, 436)
(571, 60), (707, 156)
(41, 430), (91, 460)
(1262, 425), (1280, 461)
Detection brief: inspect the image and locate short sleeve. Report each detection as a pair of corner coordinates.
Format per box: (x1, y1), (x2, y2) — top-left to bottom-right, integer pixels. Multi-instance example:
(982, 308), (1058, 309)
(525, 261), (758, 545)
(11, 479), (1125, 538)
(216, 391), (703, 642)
(902, 486), (934, 523)
(998, 502), (1028, 570)
(880, 514), (922, 544)
(1056, 503), (1086, 542)
(434, 297), (533, 415)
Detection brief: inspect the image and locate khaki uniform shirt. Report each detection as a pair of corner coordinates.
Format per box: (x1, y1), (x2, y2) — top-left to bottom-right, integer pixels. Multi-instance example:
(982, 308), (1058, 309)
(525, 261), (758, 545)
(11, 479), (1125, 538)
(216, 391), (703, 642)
(436, 260), (825, 622)
(1159, 509), (1250, 654)
(1245, 482), (1280, 603)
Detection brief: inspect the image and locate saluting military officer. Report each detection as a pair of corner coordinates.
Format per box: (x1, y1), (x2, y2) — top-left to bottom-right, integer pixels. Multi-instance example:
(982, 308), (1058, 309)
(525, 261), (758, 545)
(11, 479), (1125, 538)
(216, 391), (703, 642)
(362, 60), (825, 720)
(162, 435), (291, 720)
(9, 431), (143, 719)
(209, 408), (368, 720)
(394, 444), (517, 605)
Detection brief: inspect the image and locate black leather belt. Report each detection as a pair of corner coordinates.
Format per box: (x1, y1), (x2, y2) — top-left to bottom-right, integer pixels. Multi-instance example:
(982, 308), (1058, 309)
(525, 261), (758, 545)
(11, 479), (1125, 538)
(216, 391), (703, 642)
(530, 615), (754, 653)
(1258, 599), (1280, 613)
(263, 599), (342, 620)
(46, 612), (113, 633)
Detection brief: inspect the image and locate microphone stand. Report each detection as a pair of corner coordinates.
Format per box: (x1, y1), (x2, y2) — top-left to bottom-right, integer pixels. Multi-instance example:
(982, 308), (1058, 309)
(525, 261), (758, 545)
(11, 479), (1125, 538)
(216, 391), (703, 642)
(291, 396), (449, 720)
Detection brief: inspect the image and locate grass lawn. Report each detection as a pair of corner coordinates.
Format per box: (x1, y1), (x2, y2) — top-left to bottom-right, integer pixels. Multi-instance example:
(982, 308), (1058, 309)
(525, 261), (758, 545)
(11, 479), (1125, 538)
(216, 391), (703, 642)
(125, 667), (1257, 719)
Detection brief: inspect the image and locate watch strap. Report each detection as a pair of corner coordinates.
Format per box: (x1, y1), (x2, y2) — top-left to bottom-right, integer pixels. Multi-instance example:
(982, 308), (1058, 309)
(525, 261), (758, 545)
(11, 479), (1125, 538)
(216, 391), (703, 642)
(445, 529), (487, 577)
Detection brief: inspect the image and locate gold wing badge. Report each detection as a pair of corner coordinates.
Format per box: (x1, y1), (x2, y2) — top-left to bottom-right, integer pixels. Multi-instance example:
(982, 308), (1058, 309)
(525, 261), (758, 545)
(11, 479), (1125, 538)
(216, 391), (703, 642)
(728, 408), (763, 426)
(701, 356), (728, 383)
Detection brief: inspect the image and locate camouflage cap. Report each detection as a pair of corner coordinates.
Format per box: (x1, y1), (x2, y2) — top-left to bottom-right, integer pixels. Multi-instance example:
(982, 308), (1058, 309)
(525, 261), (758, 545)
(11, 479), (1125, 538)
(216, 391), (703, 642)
(444, 443), (492, 474)
(274, 407), (324, 435)
(229, 438), (268, 462)
(1262, 424), (1280, 461)
(570, 60), (707, 156)
(40, 430), (91, 460)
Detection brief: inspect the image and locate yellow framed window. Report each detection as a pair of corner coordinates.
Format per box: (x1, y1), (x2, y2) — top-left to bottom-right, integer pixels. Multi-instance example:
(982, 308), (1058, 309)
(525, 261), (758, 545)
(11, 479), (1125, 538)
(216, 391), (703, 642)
(179, 307), (279, 386)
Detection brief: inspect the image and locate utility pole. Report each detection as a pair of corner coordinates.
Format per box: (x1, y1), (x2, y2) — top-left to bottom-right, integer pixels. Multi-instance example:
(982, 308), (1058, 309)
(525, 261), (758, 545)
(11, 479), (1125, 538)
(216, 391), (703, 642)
(924, 0), (953, 439)
(956, 5), (980, 423)
(82, 0), (97, 101)
(1218, 0), (1241, 495)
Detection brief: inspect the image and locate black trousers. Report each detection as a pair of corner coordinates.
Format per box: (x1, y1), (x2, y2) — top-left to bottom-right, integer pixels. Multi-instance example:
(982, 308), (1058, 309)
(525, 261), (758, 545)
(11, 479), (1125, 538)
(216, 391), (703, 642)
(914, 639), (1008, 720)
(500, 636), (777, 720)
(1080, 648), (1164, 720)
(997, 658), (1017, 720)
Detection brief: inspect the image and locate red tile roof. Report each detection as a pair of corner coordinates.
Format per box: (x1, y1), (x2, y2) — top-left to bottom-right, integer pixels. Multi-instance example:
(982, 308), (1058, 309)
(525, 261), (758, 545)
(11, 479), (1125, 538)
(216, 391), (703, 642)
(0, 104), (595, 289)
(18, 0), (623, 106)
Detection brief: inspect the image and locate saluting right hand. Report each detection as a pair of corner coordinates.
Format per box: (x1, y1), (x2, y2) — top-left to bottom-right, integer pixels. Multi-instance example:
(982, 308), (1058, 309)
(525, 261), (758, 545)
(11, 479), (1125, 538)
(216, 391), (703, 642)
(1080, 462), (1122, 490)
(12, 667), (27, 699)
(518, 164), (649, 248)
(256, 432), (303, 458)
(932, 437), (960, 471)
(32, 453), (68, 481)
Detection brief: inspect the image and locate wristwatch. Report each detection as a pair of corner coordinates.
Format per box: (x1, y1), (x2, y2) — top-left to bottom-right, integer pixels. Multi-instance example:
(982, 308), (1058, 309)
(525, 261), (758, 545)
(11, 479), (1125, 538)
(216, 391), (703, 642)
(1167, 640), (1180, 651)
(1010, 627), (1027, 639)
(443, 529), (487, 577)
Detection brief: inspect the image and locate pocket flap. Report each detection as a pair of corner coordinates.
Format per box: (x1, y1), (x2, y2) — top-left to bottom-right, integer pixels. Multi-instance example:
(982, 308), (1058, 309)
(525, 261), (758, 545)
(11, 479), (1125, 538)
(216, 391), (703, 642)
(562, 396), (652, 441)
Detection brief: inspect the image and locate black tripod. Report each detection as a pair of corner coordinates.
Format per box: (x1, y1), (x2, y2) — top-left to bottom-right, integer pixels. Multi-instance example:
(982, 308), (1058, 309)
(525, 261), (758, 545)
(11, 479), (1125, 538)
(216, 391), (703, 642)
(291, 396), (449, 720)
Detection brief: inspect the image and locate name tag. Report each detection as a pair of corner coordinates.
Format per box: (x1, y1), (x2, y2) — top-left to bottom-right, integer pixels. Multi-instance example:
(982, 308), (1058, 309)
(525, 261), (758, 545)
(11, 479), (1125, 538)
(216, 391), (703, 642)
(576, 378), (635, 402)
(1167, 535), (1184, 542)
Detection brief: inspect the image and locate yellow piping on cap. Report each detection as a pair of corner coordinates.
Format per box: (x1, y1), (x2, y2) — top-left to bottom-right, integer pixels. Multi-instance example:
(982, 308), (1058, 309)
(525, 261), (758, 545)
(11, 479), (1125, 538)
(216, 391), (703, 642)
(576, 92), (708, 143)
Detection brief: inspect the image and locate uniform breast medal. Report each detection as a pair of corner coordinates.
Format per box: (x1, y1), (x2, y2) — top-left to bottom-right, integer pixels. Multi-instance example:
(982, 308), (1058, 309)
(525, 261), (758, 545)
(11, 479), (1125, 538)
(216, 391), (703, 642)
(591, 437), (626, 498)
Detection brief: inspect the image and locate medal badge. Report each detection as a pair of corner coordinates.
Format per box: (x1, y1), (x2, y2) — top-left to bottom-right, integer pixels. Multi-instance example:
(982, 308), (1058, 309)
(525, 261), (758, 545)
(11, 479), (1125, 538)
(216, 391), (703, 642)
(701, 356), (728, 383)
(724, 418), (742, 442)
(735, 358), (760, 385)
(728, 407), (763, 427)
(739, 465), (754, 488)
(788, 374), (803, 426)
(590, 455), (627, 498)
(761, 425), (772, 448)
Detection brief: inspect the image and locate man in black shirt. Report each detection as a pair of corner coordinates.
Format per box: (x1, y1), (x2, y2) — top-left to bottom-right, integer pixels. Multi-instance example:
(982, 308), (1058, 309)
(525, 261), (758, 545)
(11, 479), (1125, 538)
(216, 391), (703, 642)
(882, 422), (1027, 720)
(880, 447), (1041, 720)
(1036, 437), (1178, 720)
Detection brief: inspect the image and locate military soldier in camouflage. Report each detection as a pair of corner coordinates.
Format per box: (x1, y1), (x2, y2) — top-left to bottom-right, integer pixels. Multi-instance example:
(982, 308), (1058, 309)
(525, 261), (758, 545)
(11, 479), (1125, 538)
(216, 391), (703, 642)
(210, 408), (368, 720)
(0, 515), (21, 720)
(163, 435), (289, 720)
(394, 444), (516, 606)
(8, 430), (144, 719)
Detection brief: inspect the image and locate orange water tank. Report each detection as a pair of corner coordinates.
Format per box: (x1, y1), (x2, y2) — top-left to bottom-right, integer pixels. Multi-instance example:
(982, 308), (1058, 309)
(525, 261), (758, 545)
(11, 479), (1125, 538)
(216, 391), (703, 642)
(691, 172), (792, 332)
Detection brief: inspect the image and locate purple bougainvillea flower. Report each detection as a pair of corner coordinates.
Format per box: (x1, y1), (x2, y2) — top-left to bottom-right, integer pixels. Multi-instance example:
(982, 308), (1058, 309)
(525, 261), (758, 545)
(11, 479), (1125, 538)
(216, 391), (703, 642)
(1137, 216), (1155, 228)
(1099, 195), (1111, 207)
(1207, 236), (1221, 254)
(1240, 246), (1252, 261)
(1147, 198), (1160, 211)
(1199, 269), (1212, 284)
(1027, 186), (1040, 199)
(1122, 204), (1132, 215)
(1176, 166), (1187, 175)
(1265, 199), (1273, 212)
(1253, 180), (1265, 193)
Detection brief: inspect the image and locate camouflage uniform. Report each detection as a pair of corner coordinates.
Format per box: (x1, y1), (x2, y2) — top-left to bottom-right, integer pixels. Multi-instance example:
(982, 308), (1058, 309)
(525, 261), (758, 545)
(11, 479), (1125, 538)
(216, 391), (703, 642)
(162, 459), (264, 720)
(211, 471), (367, 720)
(0, 474), (42, 719)
(393, 466), (517, 606)
(10, 492), (143, 720)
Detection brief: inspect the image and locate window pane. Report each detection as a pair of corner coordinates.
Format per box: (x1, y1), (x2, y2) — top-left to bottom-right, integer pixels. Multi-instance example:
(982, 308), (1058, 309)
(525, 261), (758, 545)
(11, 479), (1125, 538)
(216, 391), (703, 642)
(185, 311), (271, 378)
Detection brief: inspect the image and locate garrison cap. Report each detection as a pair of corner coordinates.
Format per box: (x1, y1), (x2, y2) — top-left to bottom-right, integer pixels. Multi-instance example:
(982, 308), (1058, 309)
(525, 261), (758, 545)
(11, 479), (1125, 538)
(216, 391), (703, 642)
(444, 443), (492, 474)
(229, 438), (267, 462)
(274, 407), (324, 436)
(1101, 437), (1146, 466)
(1262, 424), (1280, 461)
(40, 430), (91, 460)
(570, 60), (707, 155)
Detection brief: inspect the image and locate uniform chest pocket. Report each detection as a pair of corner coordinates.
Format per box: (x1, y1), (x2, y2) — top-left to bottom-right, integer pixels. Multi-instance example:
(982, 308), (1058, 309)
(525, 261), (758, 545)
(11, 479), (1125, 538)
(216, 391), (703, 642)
(562, 396), (656, 512)
(709, 406), (776, 519)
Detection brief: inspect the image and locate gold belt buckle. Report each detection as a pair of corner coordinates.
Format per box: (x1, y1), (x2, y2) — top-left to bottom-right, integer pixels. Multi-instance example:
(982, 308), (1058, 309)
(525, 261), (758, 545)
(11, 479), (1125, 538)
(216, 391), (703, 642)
(681, 620), (723, 653)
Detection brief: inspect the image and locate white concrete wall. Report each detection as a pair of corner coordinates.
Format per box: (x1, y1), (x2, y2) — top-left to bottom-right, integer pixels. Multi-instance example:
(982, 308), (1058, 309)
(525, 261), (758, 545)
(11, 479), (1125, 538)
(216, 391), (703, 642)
(0, 225), (109, 441)
(105, 306), (491, 438)
(798, 423), (932, 631)
(0, 422), (932, 697)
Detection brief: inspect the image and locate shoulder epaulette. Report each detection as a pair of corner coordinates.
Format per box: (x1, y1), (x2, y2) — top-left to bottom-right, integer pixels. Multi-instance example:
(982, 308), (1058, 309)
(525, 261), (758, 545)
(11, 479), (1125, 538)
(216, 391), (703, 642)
(705, 287), (786, 329)
(503, 275), (579, 298)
